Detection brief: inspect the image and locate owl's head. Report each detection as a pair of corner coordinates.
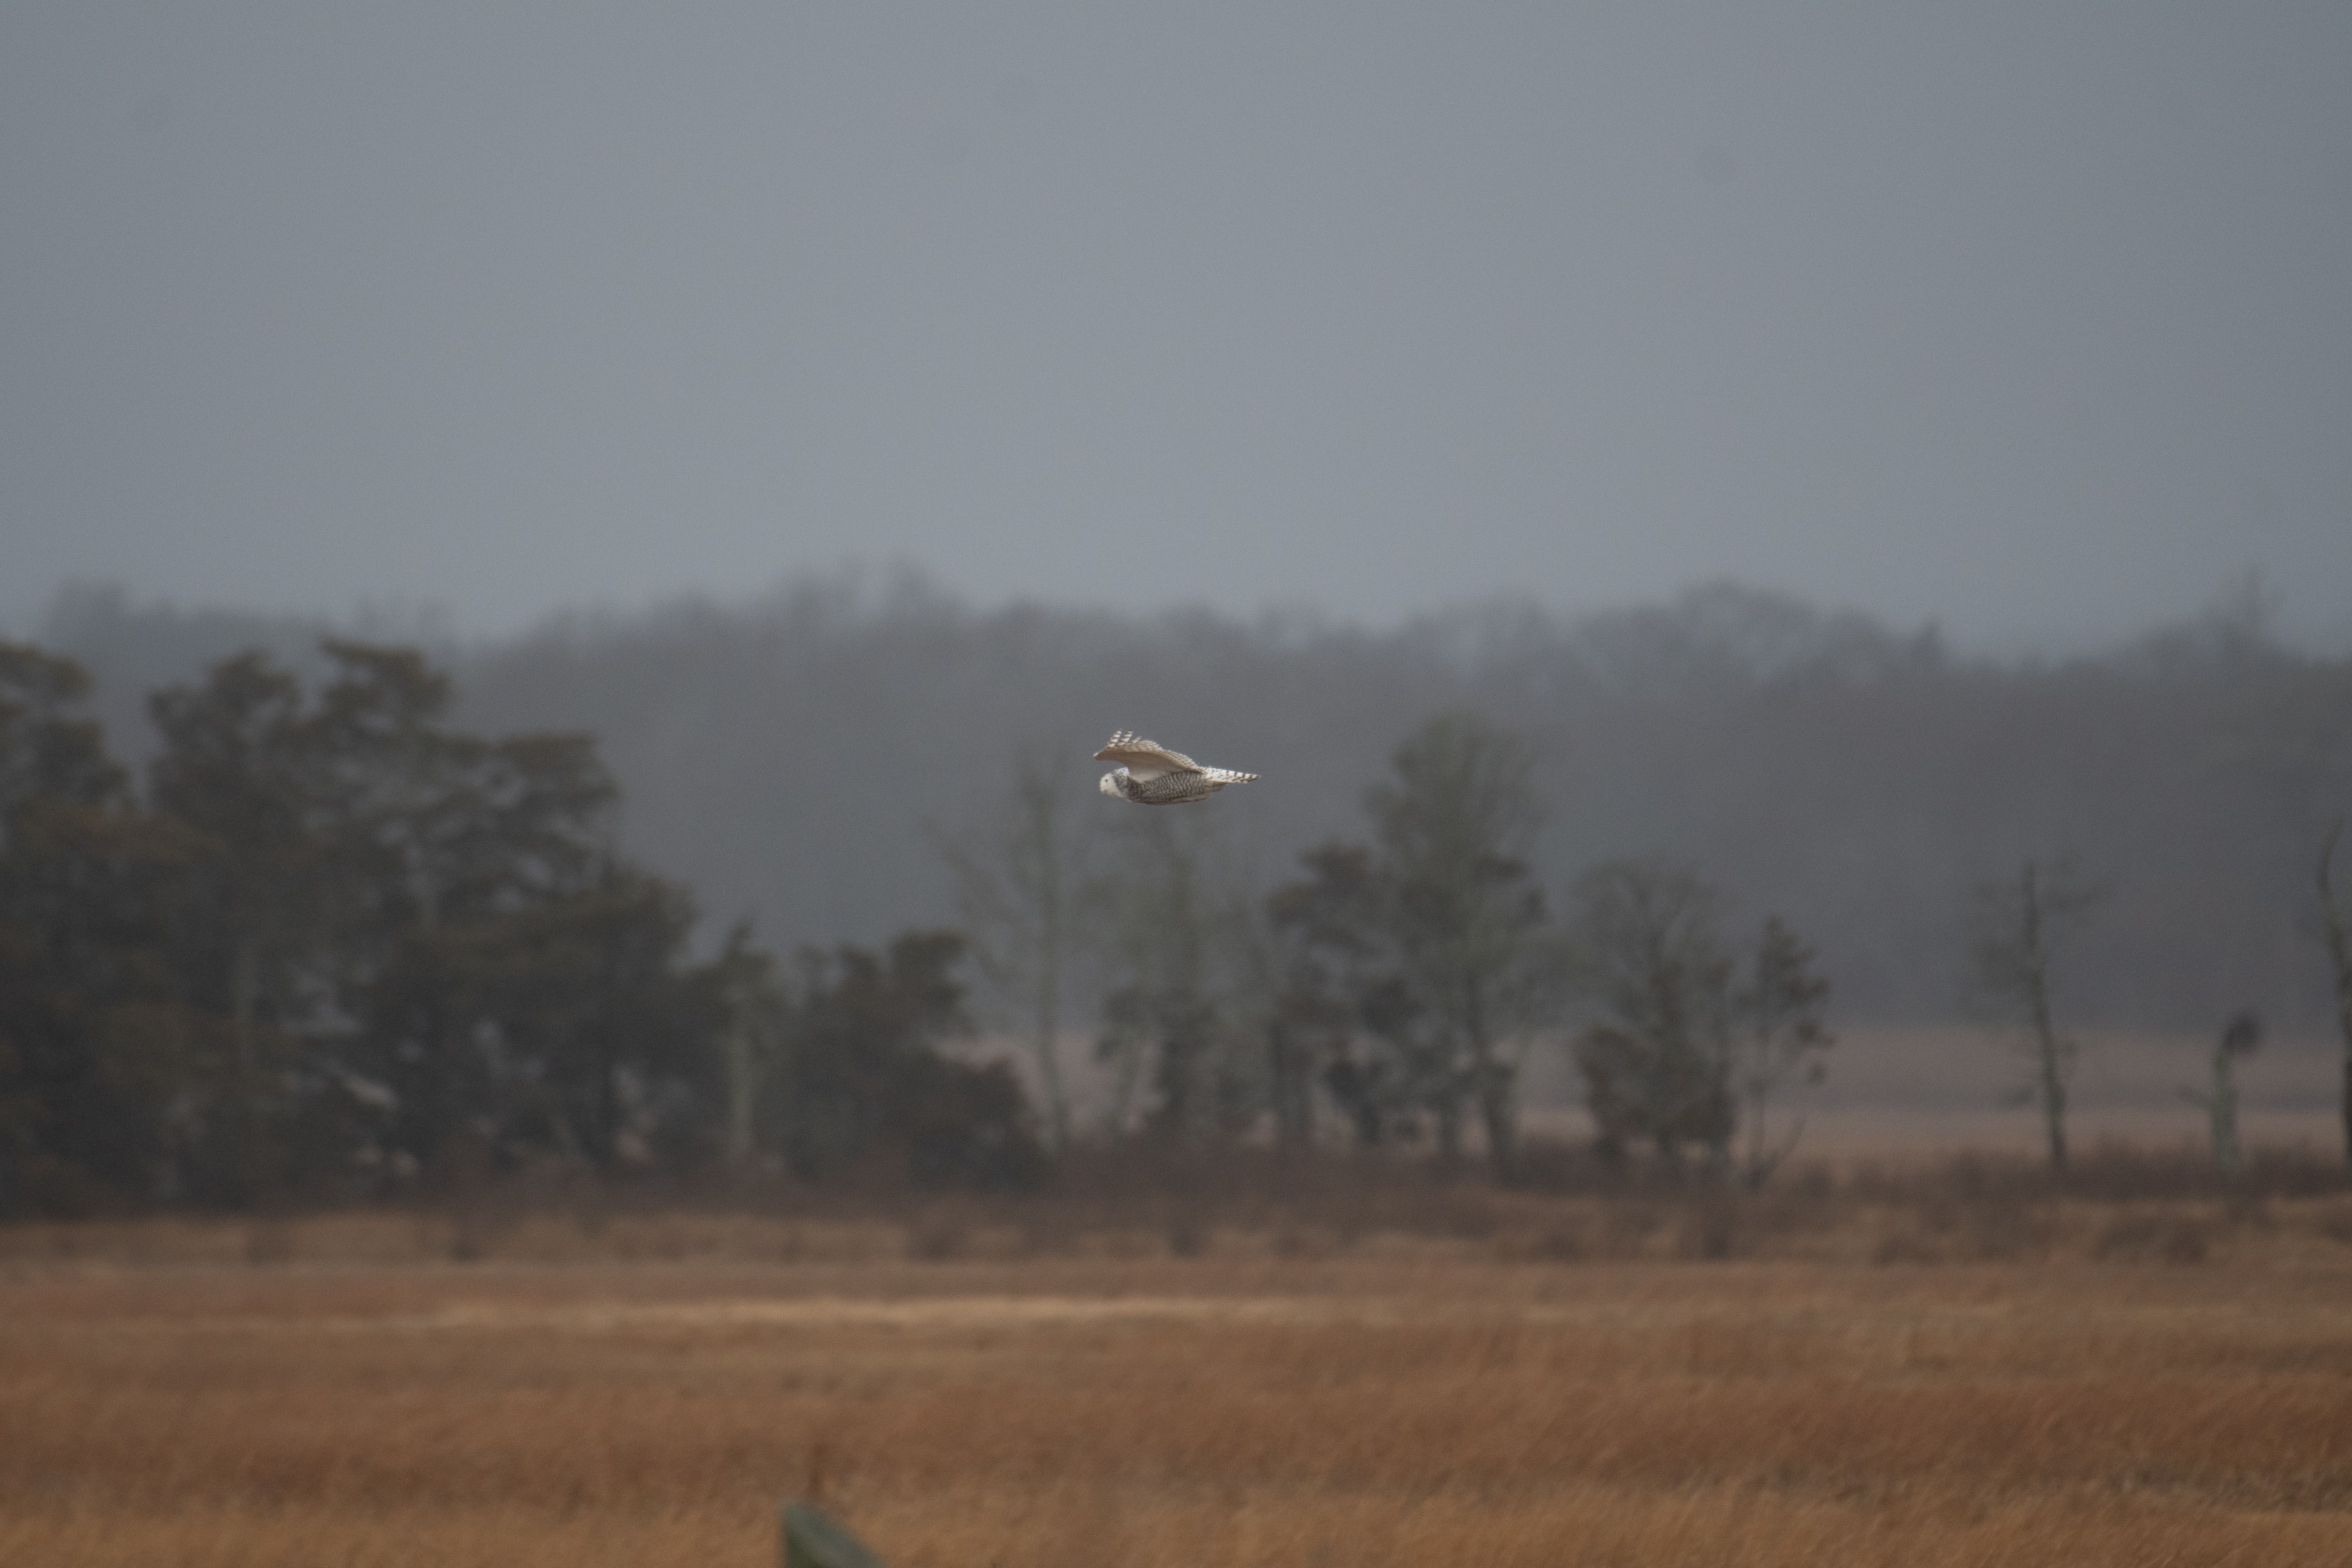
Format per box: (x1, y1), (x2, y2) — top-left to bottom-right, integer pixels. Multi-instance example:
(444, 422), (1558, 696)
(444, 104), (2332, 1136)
(1098, 769), (1127, 798)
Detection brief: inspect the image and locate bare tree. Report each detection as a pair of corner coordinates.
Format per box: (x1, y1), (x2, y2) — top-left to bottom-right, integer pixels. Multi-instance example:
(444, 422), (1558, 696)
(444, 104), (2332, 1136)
(934, 752), (1084, 1150)
(1970, 859), (2101, 1171)
(2180, 1011), (2261, 1175)
(2321, 822), (2352, 1165)
(1732, 916), (1834, 1188)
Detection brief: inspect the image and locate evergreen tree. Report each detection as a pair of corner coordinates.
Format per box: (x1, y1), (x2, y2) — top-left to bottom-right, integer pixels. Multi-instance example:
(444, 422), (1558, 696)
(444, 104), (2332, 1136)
(0, 644), (204, 1213)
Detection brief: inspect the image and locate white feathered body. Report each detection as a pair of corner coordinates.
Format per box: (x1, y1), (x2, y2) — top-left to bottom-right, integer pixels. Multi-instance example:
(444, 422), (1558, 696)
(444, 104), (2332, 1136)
(1094, 730), (1258, 806)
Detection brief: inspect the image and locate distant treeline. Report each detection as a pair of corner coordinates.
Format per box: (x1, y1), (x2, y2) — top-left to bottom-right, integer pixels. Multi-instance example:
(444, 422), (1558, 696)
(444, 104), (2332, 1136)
(37, 575), (2352, 1032)
(0, 632), (1837, 1214)
(9, 582), (2352, 1215)
(0, 640), (1036, 1216)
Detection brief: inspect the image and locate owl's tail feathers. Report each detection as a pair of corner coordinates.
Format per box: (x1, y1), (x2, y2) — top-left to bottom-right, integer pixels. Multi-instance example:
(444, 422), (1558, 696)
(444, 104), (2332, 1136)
(1205, 768), (1260, 784)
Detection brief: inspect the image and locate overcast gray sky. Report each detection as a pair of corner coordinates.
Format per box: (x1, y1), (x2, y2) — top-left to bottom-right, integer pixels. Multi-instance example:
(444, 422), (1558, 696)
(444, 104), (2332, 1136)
(5, 3), (2347, 649)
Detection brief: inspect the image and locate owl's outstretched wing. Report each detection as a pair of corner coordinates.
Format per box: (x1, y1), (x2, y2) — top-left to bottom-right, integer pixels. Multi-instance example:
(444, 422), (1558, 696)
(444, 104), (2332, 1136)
(1093, 730), (1203, 781)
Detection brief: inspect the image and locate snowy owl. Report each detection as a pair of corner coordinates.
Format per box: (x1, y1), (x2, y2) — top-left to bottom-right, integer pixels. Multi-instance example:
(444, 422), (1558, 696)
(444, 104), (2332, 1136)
(1094, 730), (1260, 805)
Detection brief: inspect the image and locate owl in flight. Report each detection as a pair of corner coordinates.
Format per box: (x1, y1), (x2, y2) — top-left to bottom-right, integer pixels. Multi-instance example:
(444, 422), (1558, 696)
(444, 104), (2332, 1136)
(1095, 730), (1260, 805)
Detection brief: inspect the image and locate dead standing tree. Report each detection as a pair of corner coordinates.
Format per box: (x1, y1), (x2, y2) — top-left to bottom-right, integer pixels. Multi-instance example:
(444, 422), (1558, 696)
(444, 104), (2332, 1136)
(2180, 1010), (2262, 1176)
(1970, 859), (2102, 1171)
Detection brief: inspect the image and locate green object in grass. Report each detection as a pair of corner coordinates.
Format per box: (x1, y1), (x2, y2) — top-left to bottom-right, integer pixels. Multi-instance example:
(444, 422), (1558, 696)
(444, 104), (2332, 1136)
(781, 1501), (888, 1568)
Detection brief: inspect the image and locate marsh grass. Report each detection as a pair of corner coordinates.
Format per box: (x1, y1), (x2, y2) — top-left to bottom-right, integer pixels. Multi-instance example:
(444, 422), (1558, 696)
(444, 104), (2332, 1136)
(18, 1138), (2344, 1273)
(5, 1143), (2352, 1565)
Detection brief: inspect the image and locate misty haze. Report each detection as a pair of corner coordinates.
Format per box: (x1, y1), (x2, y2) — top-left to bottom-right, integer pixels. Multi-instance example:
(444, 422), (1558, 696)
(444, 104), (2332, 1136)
(5, 7), (2352, 1568)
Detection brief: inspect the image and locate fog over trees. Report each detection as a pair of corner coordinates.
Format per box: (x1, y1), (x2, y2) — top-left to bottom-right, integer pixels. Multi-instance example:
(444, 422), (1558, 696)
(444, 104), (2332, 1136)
(33, 573), (2352, 1037)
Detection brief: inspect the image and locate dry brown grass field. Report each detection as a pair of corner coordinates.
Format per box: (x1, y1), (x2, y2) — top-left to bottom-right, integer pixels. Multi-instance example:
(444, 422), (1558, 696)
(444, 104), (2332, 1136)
(7, 1162), (2352, 1568)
